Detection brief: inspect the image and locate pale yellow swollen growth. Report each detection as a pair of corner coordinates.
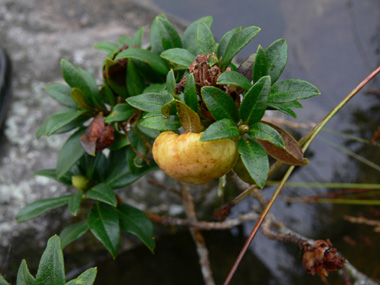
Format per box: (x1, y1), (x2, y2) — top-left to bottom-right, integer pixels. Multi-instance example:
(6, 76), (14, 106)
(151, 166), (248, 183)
(72, 175), (89, 191)
(152, 131), (239, 185)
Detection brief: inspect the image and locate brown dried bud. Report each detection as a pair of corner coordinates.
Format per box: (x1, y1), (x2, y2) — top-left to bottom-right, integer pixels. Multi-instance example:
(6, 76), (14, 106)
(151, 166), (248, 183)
(302, 239), (345, 277)
(80, 113), (115, 155)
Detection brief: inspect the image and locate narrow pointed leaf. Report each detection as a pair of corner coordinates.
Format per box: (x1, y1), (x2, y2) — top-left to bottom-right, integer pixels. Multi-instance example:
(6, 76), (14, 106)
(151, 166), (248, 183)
(66, 267), (97, 285)
(34, 169), (73, 186)
(160, 48), (195, 67)
(217, 27), (241, 60)
(140, 115), (180, 131)
(151, 15), (182, 53)
(268, 79), (321, 103)
(16, 195), (71, 223)
(257, 121), (309, 165)
(126, 92), (173, 112)
(249, 122), (284, 148)
(88, 203), (120, 258)
(35, 235), (65, 285)
(252, 45), (268, 83)
(86, 183), (117, 207)
(201, 86), (239, 122)
(266, 38), (288, 84)
(267, 101), (303, 118)
(0, 274), (9, 285)
(68, 192), (82, 216)
(16, 260), (36, 285)
(127, 60), (145, 96)
(117, 204), (155, 253)
(184, 73), (198, 112)
(166, 69), (176, 96)
(94, 41), (118, 53)
(71, 88), (92, 110)
(105, 103), (135, 123)
(217, 71), (252, 90)
(197, 22), (217, 54)
(176, 100), (203, 133)
(118, 35), (133, 47)
(60, 220), (89, 249)
(115, 48), (169, 75)
(200, 118), (239, 141)
(239, 75), (271, 124)
(238, 138), (269, 188)
(56, 128), (86, 178)
(182, 16), (213, 55)
(44, 83), (77, 108)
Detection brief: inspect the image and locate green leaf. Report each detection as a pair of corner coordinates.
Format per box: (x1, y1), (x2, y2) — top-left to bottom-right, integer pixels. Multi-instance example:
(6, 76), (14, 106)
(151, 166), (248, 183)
(115, 47), (169, 75)
(105, 103), (135, 123)
(201, 86), (239, 122)
(237, 53), (255, 80)
(0, 274), (9, 285)
(126, 92), (173, 112)
(59, 220), (89, 249)
(101, 83), (116, 106)
(61, 60), (102, 107)
(182, 16), (213, 55)
(256, 122), (309, 165)
(127, 60), (145, 97)
(166, 69), (176, 96)
(252, 45), (268, 83)
(221, 26), (261, 69)
(88, 202), (120, 258)
(132, 27), (144, 47)
(107, 132), (130, 150)
(239, 75), (271, 124)
(117, 204), (155, 252)
(238, 138), (269, 188)
(118, 35), (133, 47)
(16, 260), (36, 285)
(35, 235), (65, 285)
(34, 169), (72, 186)
(104, 58), (128, 98)
(150, 15), (182, 54)
(56, 128), (86, 178)
(217, 27), (241, 60)
(184, 73), (198, 112)
(71, 88), (93, 110)
(86, 183), (117, 207)
(44, 83), (77, 108)
(66, 267), (97, 285)
(140, 115), (180, 131)
(217, 71), (252, 90)
(160, 48), (195, 67)
(143, 83), (166, 94)
(200, 118), (239, 141)
(266, 38), (288, 84)
(267, 101), (302, 118)
(176, 100), (203, 133)
(36, 109), (88, 138)
(249, 122), (284, 148)
(197, 22), (217, 54)
(110, 164), (156, 190)
(268, 79), (321, 103)
(94, 41), (118, 53)
(16, 195), (71, 223)
(68, 192), (82, 216)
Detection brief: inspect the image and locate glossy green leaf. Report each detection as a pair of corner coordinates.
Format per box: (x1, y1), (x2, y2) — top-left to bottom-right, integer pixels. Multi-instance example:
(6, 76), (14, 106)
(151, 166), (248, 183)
(249, 122), (284, 148)
(61, 59), (102, 107)
(56, 128), (86, 178)
(111, 164), (157, 189)
(68, 192), (82, 216)
(252, 45), (268, 83)
(35, 235), (65, 285)
(44, 83), (77, 108)
(16, 260), (36, 285)
(127, 60), (145, 96)
(176, 100), (203, 133)
(101, 83), (116, 106)
(150, 15), (182, 54)
(267, 101), (303, 118)
(143, 83), (166, 94)
(66, 267), (97, 285)
(217, 71), (252, 90)
(197, 22), (217, 54)
(118, 35), (133, 47)
(108, 133), (130, 150)
(132, 27), (144, 47)
(200, 118), (239, 141)
(86, 183), (117, 207)
(105, 103), (135, 123)
(94, 41), (118, 54)
(34, 169), (72, 186)
(71, 88), (93, 110)
(115, 47), (169, 75)
(0, 274), (9, 285)
(140, 115), (181, 131)
(184, 73), (198, 112)
(217, 27), (241, 60)
(117, 204), (155, 253)
(221, 26), (261, 69)
(126, 92), (173, 112)
(268, 79), (321, 103)
(16, 195), (71, 223)
(160, 48), (195, 67)
(239, 75), (271, 124)
(88, 203), (120, 258)
(59, 220), (89, 249)
(166, 69), (176, 96)
(36, 109), (88, 138)
(256, 122), (309, 165)
(238, 138), (269, 188)
(182, 16), (213, 55)
(201, 86), (239, 122)
(266, 38), (288, 84)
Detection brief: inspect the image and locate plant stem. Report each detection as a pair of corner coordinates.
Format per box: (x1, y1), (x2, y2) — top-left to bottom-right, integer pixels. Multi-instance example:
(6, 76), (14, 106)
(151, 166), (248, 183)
(224, 65), (380, 284)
